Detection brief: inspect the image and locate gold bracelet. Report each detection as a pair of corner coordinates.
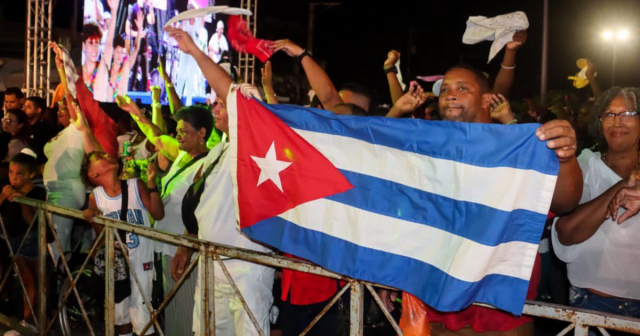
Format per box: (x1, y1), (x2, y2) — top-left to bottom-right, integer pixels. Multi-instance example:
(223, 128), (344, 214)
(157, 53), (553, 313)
(165, 83), (174, 88)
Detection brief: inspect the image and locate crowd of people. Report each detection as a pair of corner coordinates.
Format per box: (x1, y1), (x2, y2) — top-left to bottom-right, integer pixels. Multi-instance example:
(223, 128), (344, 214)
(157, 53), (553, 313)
(0, 7), (639, 336)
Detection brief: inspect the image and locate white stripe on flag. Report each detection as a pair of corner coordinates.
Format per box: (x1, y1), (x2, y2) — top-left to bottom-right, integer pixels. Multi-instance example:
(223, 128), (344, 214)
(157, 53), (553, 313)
(278, 198), (539, 282)
(293, 129), (557, 215)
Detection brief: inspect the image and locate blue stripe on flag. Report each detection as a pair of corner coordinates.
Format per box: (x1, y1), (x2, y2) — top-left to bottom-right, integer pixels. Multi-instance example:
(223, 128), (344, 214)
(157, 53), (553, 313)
(329, 170), (547, 246)
(259, 102), (559, 175)
(243, 216), (531, 315)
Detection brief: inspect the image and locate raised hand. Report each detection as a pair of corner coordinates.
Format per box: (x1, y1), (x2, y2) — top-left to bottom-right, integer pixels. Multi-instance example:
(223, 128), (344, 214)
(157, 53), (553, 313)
(387, 81), (427, 118)
(165, 27), (199, 55)
(150, 85), (162, 103)
(585, 59), (596, 78)
(49, 42), (64, 70)
(273, 39), (305, 58)
(536, 120), (577, 163)
(106, 0), (119, 12)
(506, 30), (527, 50)
(116, 95), (142, 119)
(71, 102), (89, 132)
(261, 61), (273, 87)
(489, 94), (515, 124)
(384, 50), (401, 69)
(239, 84), (263, 101)
(147, 161), (159, 187)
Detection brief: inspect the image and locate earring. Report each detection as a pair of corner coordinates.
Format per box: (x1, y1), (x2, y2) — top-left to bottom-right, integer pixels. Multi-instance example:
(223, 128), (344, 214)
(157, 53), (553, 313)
(199, 139), (204, 145)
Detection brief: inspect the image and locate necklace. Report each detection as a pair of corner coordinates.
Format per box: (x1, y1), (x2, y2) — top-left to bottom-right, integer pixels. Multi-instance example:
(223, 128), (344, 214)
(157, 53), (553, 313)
(602, 152), (640, 170)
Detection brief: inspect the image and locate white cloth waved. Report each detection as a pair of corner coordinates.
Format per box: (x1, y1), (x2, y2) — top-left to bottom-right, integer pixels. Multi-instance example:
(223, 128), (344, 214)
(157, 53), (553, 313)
(462, 11), (529, 63)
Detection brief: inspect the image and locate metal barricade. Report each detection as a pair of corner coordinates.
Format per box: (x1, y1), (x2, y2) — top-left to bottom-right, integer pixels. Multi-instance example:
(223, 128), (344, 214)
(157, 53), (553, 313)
(0, 196), (638, 336)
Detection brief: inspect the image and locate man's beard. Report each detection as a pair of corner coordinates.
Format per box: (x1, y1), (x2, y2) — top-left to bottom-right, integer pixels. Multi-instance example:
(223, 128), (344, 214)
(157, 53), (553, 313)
(443, 108), (471, 122)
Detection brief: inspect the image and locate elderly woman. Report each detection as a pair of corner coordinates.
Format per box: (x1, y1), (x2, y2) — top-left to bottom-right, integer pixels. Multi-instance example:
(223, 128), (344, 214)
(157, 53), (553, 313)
(553, 87), (640, 317)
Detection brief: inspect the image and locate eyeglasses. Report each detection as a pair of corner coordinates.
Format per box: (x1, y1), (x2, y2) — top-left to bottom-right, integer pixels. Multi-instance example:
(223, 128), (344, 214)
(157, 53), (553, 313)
(1, 118), (16, 125)
(600, 111), (638, 124)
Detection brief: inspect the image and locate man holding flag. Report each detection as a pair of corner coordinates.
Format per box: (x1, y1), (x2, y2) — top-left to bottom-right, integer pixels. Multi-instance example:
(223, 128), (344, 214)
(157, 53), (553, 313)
(166, 21), (582, 336)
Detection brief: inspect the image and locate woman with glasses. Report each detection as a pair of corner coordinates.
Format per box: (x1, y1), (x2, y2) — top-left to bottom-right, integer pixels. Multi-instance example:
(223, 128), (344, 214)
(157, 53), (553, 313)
(2, 109), (31, 162)
(553, 87), (640, 317)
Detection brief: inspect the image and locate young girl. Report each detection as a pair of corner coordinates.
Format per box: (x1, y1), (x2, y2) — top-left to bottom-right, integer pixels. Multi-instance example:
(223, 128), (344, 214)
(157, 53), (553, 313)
(0, 151), (47, 334)
(81, 150), (163, 336)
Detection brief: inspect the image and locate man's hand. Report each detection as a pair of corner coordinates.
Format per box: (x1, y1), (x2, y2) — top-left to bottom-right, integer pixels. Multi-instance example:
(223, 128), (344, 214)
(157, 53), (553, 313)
(239, 84), (263, 101)
(273, 39), (305, 58)
(384, 50), (401, 69)
(609, 184), (640, 223)
(71, 102), (89, 132)
(166, 27), (199, 55)
(506, 30), (527, 50)
(387, 81), (427, 118)
(171, 246), (192, 281)
(151, 86), (161, 103)
(489, 94), (515, 124)
(158, 62), (170, 83)
(377, 289), (399, 313)
(83, 208), (101, 223)
(261, 61), (273, 87)
(536, 120), (577, 163)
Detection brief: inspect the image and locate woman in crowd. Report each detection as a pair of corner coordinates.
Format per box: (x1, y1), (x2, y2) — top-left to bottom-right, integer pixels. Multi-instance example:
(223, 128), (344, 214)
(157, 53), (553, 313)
(553, 87), (640, 317)
(119, 96), (213, 335)
(2, 109), (31, 163)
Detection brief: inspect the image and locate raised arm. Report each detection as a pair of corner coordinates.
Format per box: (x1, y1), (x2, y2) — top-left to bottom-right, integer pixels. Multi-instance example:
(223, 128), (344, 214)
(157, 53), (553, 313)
(384, 50), (404, 104)
(117, 95), (180, 161)
(493, 30), (527, 98)
(158, 62), (183, 116)
(166, 27), (233, 105)
(536, 119), (583, 215)
(150, 86), (167, 133)
(100, 0), (120, 70)
(124, 13), (145, 71)
(72, 102), (104, 154)
(261, 61), (278, 104)
(274, 39), (343, 111)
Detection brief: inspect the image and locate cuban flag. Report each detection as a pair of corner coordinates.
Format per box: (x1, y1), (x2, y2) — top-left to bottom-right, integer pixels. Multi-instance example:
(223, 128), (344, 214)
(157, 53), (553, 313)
(227, 90), (558, 315)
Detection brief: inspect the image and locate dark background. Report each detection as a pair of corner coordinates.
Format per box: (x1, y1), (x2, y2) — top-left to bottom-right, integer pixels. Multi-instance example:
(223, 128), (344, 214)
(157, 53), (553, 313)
(3, 0), (640, 104)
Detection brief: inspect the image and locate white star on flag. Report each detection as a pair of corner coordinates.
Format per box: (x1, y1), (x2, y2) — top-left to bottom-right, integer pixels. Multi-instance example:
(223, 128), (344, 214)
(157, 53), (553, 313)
(250, 141), (292, 192)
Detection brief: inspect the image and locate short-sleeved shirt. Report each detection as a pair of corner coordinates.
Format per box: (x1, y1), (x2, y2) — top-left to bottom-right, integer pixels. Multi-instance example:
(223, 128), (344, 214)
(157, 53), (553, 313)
(552, 149), (640, 299)
(0, 186), (47, 237)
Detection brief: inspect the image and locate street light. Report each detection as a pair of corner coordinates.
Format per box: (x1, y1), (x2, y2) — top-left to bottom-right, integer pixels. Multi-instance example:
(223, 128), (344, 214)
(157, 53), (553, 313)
(601, 29), (631, 86)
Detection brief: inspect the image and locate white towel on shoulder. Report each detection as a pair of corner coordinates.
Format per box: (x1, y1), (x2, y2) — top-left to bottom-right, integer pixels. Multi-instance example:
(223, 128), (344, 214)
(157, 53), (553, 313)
(462, 11), (529, 63)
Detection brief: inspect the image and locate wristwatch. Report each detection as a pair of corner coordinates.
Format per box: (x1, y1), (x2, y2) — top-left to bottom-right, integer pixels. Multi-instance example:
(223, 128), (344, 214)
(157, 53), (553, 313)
(297, 49), (312, 62)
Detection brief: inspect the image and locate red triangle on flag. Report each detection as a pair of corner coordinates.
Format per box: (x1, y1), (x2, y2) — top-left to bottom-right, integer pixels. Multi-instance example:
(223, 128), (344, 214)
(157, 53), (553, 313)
(235, 96), (353, 228)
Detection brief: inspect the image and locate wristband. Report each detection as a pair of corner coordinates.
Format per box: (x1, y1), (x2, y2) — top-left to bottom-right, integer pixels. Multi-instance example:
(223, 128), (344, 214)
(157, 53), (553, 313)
(148, 187), (159, 193)
(165, 83), (174, 88)
(501, 64), (516, 70)
(297, 49), (311, 62)
(151, 102), (161, 109)
(384, 65), (398, 74)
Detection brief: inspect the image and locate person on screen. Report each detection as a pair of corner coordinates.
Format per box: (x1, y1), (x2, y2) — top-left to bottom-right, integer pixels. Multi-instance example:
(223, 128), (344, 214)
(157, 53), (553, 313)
(82, 0), (119, 101)
(175, 10), (207, 102)
(208, 20), (228, 64)
(84, 0), (104, 24)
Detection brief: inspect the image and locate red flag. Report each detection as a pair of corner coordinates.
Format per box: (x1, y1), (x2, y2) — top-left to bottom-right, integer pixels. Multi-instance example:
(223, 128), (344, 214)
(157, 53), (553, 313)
(227, 16), (275, 62)
(235, 93), (353, 227)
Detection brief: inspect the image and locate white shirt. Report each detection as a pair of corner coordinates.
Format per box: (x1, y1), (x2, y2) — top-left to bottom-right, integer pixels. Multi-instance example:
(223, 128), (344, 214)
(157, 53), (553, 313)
(195, 142), (272, 254)
(155, 151), (206, 256)
(43, 126), (85, 184)
(208, 33), (229, 64)
(552, 149), (640, 299)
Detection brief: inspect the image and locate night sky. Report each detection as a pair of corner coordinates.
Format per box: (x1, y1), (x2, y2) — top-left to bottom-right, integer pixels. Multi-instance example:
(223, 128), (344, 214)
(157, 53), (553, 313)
(257, 0), (640, 105)
(7, 0), (640, 104)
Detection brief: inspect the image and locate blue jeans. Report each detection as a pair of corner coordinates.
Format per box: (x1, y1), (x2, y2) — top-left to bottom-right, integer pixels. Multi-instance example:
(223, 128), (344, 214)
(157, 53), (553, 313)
(570, 286), (640, 318)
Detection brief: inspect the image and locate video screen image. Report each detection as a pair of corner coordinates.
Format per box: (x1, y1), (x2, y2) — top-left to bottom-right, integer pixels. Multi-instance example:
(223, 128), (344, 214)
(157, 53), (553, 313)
(82, 0), (232, 104)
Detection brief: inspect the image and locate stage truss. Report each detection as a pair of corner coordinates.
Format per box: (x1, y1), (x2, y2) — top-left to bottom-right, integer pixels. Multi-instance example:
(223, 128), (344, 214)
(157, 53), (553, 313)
(238, 0), (257, 85)
(25, 0), (53, 103)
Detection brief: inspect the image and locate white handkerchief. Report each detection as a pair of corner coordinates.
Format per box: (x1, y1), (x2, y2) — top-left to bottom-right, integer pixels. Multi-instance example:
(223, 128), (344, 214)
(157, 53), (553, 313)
(462, 11), (529, 63)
